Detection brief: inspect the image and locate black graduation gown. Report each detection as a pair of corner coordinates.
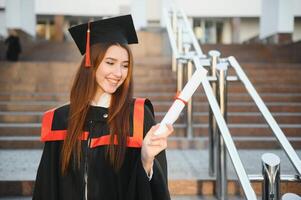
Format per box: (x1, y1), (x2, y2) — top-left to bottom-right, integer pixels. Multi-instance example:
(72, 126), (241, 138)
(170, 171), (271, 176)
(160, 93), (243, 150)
(32, 98), (170, 200)
(5, 36), (21, 61)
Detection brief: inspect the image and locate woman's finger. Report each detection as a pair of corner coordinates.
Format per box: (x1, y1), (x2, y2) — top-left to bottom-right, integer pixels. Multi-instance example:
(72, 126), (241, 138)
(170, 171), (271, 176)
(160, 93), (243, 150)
(151, 135), (167, 141)
(145, 124), (160, 139)
(148, 139), (167, 147)
(166, 124), (174, 135)
(151, 124), (173, 139)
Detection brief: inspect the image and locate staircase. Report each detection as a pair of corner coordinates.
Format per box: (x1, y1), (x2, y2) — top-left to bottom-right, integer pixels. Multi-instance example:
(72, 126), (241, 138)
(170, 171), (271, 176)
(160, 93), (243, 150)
(1, 55), (301, 149)
(0, 31), (301, 198)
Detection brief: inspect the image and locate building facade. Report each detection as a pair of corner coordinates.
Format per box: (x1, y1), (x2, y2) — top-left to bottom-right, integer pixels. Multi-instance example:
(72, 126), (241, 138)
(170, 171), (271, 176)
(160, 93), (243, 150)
(0, 0), (300, 44)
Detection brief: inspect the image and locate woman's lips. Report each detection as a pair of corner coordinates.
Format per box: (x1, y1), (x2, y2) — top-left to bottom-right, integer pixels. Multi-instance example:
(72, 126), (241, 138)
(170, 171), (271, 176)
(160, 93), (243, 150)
(107, 78), (119, 85)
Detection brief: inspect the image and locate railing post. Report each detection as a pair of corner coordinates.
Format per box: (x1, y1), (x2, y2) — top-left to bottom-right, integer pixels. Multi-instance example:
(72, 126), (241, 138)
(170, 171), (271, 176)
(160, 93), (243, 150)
(282, 193), (301, 200)
(216, 62), (228, 200)
(172, 10), (178, 72)
(186, 59), (193, 138)
(177, 22), (184, 92)
(208, 50), (221, 176)
(183, 44), (193, 138)
(262, 153), (281, 200)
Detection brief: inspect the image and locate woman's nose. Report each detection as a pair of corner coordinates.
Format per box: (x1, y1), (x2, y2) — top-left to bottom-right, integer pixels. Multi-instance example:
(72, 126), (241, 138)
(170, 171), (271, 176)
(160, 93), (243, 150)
(113, 65), (122, 77)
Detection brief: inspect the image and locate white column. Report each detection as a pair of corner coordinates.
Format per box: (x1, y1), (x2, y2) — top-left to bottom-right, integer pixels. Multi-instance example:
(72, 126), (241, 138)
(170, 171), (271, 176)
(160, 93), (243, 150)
(231, 17), (240, 43)
(5, 0), (36, 37)
(0, 11), (6, 37)
(260, 0), (294, 39)
(130, 0), (147, 30)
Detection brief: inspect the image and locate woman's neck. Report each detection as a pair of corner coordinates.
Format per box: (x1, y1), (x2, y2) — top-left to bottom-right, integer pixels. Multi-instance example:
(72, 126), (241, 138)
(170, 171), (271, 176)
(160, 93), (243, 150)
(91, 89), (111, 107)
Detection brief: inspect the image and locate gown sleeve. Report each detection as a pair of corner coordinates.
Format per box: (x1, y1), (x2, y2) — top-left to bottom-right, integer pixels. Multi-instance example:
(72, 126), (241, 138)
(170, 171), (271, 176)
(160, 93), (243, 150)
(32, 141), (60, 200)
(127, 99), (170, 200)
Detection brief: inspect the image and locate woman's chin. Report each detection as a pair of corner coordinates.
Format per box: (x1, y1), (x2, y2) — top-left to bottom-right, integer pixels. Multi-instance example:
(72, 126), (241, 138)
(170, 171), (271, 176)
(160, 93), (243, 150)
(101, 82), (122, 94)
(103, 87), (118, 94)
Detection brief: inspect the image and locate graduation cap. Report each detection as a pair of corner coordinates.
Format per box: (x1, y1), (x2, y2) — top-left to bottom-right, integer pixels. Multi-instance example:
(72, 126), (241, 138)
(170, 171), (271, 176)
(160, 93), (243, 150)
(68, 14), (139, 67)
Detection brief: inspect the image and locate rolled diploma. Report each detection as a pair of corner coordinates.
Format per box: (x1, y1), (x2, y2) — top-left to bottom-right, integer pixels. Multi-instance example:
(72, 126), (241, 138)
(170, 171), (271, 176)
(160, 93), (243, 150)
(154, 68), (208, 135)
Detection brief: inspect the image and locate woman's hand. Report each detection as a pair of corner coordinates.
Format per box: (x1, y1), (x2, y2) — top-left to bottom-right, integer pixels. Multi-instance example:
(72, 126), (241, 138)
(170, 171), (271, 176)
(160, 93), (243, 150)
(141, 124), (174, 174)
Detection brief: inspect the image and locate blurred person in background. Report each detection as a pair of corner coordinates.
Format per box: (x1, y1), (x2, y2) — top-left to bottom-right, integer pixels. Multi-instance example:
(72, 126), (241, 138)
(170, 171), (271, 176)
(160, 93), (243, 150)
(5, 29), (22, 61)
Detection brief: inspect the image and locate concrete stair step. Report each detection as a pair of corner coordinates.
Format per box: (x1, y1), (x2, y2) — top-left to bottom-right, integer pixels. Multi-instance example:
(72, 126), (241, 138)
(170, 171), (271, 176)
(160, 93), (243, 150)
(0, 149), (300, 196)
(153, 102), (301, 112)
(3, 83), (301, 94)
(133, 84), (301, 93)
(0, 196), (245, 200)
(0, 93), (69, 101)
(170, 196), (243, 200)
(155, 113), (301, 124)
(0, 101), (300, 114)
(1, 122), (301, 135)
(238, 62), (301, 69)
(0, 136), (300, 149)
(1, 111), (301, 124)
(0, 197), (32, 200)
(1, 92), (301, 102)
(244, 68), (301, 74)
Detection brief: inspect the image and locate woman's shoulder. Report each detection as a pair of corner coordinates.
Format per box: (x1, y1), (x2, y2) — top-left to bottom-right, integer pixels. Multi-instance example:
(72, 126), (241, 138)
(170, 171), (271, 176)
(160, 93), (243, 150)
(132, 97), (154, 116)
(43, 103), (70, 117)
(42, 103), (70, 129)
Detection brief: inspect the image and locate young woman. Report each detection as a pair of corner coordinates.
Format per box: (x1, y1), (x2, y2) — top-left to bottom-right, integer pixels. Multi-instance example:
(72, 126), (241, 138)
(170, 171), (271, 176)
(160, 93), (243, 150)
(33, 15), (173, 200)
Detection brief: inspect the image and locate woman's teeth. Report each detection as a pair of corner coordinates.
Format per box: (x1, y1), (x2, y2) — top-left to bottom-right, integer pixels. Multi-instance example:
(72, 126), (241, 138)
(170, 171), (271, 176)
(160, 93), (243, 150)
(107, 79), (118, 85)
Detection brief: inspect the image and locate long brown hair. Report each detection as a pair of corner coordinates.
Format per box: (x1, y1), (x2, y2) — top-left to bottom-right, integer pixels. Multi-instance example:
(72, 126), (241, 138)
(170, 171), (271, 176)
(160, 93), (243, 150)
(61, 42), (133, 175)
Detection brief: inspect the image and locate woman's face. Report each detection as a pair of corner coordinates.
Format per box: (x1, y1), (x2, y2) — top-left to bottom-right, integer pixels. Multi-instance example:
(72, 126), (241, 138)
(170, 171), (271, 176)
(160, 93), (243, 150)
(95, 45), (129, 94)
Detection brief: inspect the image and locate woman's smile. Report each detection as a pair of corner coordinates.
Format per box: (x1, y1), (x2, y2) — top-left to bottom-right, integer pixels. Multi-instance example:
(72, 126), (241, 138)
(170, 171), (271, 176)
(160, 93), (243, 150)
(106, 78), (119, 85)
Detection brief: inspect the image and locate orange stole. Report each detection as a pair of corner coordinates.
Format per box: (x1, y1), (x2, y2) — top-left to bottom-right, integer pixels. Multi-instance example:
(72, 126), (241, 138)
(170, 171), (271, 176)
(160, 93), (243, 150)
(40, 98), (146, 148)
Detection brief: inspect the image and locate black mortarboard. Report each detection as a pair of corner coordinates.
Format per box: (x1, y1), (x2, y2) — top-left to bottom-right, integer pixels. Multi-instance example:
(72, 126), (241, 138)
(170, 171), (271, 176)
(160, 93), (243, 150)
(68, 14), (138, 67)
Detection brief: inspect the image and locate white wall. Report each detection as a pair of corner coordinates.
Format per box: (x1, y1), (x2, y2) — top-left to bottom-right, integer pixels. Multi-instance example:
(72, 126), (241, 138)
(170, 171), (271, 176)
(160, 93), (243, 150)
(146, 0), (160, 21)
(21, 0), (36, 36)
(131, 0), (147, 29)
(32, 0), (301, 20)
(0, 0), (5, 8)
(240, 18), (259, 42)
(260, 0), (294, 39)
(5, 0), (36, 36)
(5, 0), (21, 28)
(293, 20), (301, 42)
(278, 0), (294, 33)
(222, 19), (232, 44)
(35, 0), (121, 16)
(0, 0), (6, 37)
(0, 11), (6, 37)
(150, 0), (301, 21)
(177, 0), (261, 18)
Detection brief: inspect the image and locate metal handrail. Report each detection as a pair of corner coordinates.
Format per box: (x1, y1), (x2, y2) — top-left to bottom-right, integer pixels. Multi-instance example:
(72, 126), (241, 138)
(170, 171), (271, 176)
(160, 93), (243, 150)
(166, 0), (301, 175)
(163, 9), (179, 57)
(176, 3), (205, 57)
(163, 0), (301, 199)
(163, 1), (257, 199)
(194, 57), (257, 199)
(228, 56), (301, 175)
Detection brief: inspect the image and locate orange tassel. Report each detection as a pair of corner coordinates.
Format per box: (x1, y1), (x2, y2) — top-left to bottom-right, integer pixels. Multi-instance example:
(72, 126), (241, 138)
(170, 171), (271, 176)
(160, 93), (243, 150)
(85, 22), (91, 67)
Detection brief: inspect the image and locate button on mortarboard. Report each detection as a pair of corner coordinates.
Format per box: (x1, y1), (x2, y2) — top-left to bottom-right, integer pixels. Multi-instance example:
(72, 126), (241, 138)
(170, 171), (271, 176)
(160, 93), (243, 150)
(68, 14), (139, 56)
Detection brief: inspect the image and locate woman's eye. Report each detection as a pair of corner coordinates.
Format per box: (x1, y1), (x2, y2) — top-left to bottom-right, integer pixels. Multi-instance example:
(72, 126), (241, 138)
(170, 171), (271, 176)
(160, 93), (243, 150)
(106, 62), (114, 65)
(122, 65), (128, 68)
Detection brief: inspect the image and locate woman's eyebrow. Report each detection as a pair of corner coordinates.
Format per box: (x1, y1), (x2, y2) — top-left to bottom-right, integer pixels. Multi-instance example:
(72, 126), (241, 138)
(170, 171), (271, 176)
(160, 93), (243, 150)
(106, 57), (129, 63)
(105, 57), (117, 61)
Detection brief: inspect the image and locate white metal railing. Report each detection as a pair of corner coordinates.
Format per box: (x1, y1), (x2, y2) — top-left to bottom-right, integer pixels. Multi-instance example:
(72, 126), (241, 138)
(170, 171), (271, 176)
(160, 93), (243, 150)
(163, 1), (257, 199)
(162, 0), (301, 199)
(228, 56), (301, 175)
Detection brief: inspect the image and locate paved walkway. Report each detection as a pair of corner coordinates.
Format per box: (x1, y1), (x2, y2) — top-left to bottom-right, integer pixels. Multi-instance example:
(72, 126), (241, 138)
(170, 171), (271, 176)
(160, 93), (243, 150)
(1, 149), (300, 200)
(0, 149), (300, 181)
(0, 196), (243, 200)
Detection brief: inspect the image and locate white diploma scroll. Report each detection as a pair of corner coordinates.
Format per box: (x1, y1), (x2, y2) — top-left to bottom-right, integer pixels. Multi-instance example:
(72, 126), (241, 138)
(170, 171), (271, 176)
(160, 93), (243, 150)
(154, 68), (208, 135)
